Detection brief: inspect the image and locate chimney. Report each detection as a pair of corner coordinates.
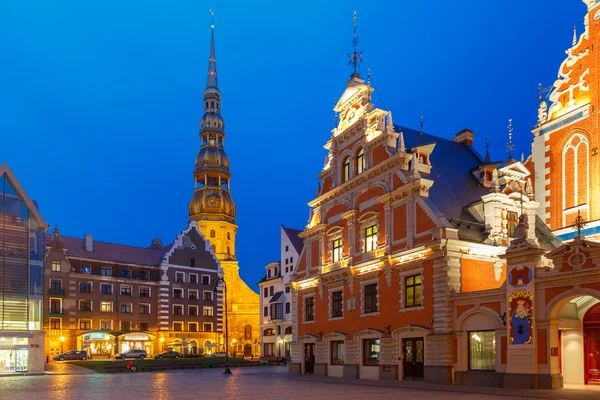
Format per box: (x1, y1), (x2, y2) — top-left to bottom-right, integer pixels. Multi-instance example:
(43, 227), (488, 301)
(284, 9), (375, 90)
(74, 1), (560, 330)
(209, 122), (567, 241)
(453, 129), (475, 146)
(85, 233), (93, 252)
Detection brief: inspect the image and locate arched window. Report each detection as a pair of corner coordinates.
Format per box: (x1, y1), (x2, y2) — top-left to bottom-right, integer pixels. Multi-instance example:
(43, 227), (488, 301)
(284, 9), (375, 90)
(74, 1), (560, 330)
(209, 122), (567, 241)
(562, 134), (589, 224)
(210, 230), (216, 238)
(227, 246), (231, 255)
(342, 156), (351, 183)
(356, 148), (365, 174)
(244, 324), (252, 340)
(227, 232), (231, 240)
(284, 326), (292, 335)
(264, 328), (275, 336)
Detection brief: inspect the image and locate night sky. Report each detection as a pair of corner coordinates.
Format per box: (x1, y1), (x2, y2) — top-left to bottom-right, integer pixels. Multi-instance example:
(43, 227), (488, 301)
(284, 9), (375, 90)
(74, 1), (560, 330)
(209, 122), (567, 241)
(0, 0), (585, 289)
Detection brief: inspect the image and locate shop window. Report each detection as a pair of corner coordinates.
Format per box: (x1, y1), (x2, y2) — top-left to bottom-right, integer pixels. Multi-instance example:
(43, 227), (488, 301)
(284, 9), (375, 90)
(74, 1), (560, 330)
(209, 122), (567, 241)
(101, 266), (111, 276)
(507, 211), (518, 238)
(79, 319), (91, 330)
(405, 275), (422, 307)
(50, 318), (61, 329)
(332, 291), (343, 318)
(203, 306), (213, 316)
(121, 286), (132, 296)
(100, 284), (112, 295)
(51, 261), (61, 272)
(139, 304), (150, 314)
(203, 322), (213, 332)
(363, 338), (380, 366)
(139, 287), (150, 298)
(364, 284), (378, 313)
(332, 238), (343, 262)
(356, 148), (365, 174)
(121, 321), (131, 331)
(331, 341), (345, 365)
(305, 297), (315, 321)
(365, 225), (378, 252)
(100, 301), (112, 312)
(469, 331), (496, 371)
(79, 282), (91, 293)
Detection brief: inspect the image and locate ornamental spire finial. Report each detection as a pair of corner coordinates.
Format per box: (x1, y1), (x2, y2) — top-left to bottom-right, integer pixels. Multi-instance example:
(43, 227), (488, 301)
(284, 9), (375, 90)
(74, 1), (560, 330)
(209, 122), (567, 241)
(346, 10), (363, 77)
(507, 118), (515, 159)
(484, 137), (491, 164)
(206, 9), (218, 89)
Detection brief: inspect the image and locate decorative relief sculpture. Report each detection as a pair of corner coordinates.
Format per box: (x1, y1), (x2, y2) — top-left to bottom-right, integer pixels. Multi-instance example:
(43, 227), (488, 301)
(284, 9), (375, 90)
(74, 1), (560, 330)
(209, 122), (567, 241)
(508, 289), (533, 345)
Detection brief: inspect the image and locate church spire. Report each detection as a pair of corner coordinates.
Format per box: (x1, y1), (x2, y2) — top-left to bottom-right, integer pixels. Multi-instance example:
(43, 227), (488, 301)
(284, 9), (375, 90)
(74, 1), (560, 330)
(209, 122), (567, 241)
(207, 10), (218, 89)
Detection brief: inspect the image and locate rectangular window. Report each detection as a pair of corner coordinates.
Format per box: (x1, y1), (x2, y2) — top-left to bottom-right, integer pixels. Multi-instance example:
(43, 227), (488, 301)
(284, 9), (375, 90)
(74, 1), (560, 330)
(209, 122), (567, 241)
(79, 319), (91, 330)
(190, 273), (198, 284)
(364, 284), (378, 314)
(285, 286), (290, 293)
(201, 275), (210, 285)
(203, 306), (214, 317)
(332, 291), (343, 318)
(189, 322), (198, 332)
(285, 302), (290, 314)
(263, 287), (268, 298)
(469, 331), (496, 371)
(263, 306), (268, 317)
(80, 265), (91, 274)
(365, 225), (378, 252)
(285, 267), (288, 273)
(79, 300), (92, 311)
(100, 301), (112, 312)
(305, 297), (315, 321)
(176, 272), (185, 283)
(50, 279), (61, 290)
(100, 320), (112, 330)
(139, 270), (150, 280)
(507, 211), (518, 238)
(268, 269), (272, 278)
(139, 322), (149, 331)
(51, 261), (61, 272)
(332, 238), (343, 262)
(270, 303), (283, 320)
(405, 275), (422, 307)
(285, 245), (289, 252)
(264, 343), (275, 357)
(120, 321), (131, 331)
(121, 285), (132, 296)
(270, 286), (274, 296)
(101, 266), (112, 276)
(121, 269), (131, 278)
(174, 289), (183, 299)
(189, 306), (199, 316)
(331, 341), (345, 365)
(188, 290), (198, 300)
(290, 257), (293, 263)
(121, 303), (131, 313)
(363, 339), (380, 366)
(174, 305), (184, 315)
(140, 287), (150, 298)
(139, 304), (150, 314)
(100, 284), (112, 295)
(203, 322), (213, 332)
(50, 298), (61, 313)
(203, 291), (213, 301)
(80, 282), (91, 293)
(50, 318), (61, 329)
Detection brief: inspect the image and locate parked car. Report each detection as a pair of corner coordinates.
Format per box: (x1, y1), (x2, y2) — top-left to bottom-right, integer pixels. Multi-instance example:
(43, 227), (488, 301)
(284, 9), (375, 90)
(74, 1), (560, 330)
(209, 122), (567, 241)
(53, 350), (88, 361)
(154, 351), (180, 359)
(115, 349), (147, 360)
(211, 352), (231, 358)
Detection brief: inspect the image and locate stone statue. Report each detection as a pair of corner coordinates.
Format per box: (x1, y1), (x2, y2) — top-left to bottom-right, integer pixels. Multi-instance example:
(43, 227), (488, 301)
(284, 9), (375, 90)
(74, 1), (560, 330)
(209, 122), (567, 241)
(538, 101), (548, 125)
(514, 213), (529, 241)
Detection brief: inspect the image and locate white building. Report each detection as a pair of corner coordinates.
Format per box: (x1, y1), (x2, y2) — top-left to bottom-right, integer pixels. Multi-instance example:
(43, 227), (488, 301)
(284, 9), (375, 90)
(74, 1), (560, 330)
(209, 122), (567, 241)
(258, 226), (303, 359)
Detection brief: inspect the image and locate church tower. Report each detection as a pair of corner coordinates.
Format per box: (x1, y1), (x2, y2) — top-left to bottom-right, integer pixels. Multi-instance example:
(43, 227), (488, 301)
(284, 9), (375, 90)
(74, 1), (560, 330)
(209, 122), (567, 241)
(188, 20), (259, 357)
(188, 23), (237, 261)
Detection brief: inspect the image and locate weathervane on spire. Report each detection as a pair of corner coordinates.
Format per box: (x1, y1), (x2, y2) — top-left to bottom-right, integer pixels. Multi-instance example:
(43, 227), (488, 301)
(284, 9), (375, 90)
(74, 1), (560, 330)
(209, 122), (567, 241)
(573, 209), (587, 237)
(209, 9), (215, 28)
(346, 10), (364, 75)
(507, 118), (515, 159)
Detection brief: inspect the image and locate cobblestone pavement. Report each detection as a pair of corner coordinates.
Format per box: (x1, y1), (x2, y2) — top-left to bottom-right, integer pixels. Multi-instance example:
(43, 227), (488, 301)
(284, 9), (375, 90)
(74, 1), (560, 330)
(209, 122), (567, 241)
(0, 366), (596, 400)
(44, 361), (96, 374)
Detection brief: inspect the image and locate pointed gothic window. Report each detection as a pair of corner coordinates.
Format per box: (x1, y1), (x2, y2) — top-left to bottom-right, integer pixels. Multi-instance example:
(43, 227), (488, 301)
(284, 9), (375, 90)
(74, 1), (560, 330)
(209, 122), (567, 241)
(342, 157), (351, 183)
(356, 148), (365, 174)
(562, 134), (589, 225)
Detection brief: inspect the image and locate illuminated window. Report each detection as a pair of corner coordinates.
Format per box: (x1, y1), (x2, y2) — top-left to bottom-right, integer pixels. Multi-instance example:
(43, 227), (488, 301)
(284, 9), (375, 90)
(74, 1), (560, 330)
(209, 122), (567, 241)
(50, 318), (61, 329)
(80, 319), (91, 330)
(332, 238), (343, 262)
(363, 339), (380, 366)
(507, 211), (518, 238)
(100, 301), (112, 313)
(264, 328), (275, 336)
(331, 341), (345, 365)
(342, 157), (351, 182)
(365, 225), (378, 252)
(51, 261), (61, 272)
(405, 275), (422, 307)
(356, 148), (365, 174)
(203, 306), (213, 316)
(469, 331), (496, 371)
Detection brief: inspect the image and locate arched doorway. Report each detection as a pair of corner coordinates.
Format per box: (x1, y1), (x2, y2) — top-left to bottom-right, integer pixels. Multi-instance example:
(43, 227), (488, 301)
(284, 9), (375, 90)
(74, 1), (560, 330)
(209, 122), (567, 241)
(203, 340), (212, 356)
(244, 343), (252, 357)
(584, 302), (600, 385)
(188, 340), (198, 356)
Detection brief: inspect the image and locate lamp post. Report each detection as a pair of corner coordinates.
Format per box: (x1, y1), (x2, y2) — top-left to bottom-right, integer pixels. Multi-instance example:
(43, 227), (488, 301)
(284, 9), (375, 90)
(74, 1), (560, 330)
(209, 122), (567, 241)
(212, 276), (231, 374)
(278, 338), (283, 358)
(59, 336), (65, 354)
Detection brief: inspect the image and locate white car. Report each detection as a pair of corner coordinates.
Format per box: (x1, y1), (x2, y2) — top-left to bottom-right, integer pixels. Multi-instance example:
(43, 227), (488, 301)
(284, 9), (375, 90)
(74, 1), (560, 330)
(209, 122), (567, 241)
(115, 349), (147, 360)
(210, 352), (231, 358)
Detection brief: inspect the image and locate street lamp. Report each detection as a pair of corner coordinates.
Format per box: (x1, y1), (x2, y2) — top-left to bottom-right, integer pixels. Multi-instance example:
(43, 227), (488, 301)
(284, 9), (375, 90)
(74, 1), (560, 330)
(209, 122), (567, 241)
(231, 339), (237, 358)
(59, 336), (65, 354)
(212, 276), (231, 374)
(278, 338), (283, 358)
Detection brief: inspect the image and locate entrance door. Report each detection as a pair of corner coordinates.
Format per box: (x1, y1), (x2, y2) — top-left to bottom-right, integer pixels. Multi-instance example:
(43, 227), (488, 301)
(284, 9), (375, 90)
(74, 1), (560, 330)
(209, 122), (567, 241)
(403, 338), (424, 380)
(304, 343), (315, 374)
(244, 344), (252, 357)
(584, 302), (600, 385)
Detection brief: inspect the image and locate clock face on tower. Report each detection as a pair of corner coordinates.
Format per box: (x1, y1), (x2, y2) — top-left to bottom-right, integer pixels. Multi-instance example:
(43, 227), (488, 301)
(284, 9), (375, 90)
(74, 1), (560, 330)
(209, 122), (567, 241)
(207, 197), (219, 208)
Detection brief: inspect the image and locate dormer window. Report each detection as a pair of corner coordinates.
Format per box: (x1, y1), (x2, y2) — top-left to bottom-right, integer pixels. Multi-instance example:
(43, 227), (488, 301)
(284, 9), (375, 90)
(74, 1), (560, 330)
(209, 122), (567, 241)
(356, 148), (365, 174)
(419, 153), (428, 164)
(507, 211), (518, 238)
(342, 157), (351, 183)
(484, 170), (493, 181)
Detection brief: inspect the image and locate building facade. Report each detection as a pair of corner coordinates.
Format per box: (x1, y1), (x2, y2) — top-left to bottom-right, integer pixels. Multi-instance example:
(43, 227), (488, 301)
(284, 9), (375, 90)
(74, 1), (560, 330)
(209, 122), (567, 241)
(258, 226), (303, 358)
(44, 222), (223, 360)
(288, 1), (600, 389)
(188, 23), (260, 358)
(0, 163), (47, 373)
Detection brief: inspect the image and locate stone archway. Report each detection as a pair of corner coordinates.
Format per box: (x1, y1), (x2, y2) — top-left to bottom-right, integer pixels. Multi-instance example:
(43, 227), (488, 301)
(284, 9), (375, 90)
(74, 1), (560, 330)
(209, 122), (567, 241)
(244, 343), (252, 357)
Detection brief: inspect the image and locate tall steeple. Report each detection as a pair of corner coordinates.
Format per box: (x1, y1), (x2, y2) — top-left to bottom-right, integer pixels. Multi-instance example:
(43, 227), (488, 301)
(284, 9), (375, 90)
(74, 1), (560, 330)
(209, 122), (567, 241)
(189, 19), (237, 261)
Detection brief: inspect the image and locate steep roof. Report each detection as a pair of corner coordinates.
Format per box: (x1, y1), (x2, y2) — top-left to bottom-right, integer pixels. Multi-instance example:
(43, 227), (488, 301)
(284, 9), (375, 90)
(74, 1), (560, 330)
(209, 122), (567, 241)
(0, 163), (48, 229)
(282, 226), (304, 254)
(398, 126), (489, 222)
(45, 233), (168, 267)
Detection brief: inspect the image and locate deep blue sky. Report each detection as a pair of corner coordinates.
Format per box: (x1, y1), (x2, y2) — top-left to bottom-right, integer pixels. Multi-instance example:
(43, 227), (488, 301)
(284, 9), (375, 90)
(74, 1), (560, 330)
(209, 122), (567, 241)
(0, 0), (585, 289)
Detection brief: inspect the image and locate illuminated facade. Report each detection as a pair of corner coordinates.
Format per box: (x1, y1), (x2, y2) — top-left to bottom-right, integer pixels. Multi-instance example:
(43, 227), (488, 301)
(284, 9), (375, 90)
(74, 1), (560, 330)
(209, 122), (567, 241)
(0, 163), (47, 373)
(188, 23), (260, 357)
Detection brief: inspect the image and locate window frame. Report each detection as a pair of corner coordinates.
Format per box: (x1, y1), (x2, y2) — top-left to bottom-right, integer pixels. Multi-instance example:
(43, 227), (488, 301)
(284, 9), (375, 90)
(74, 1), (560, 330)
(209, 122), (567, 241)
(331, 340), (345, 365)
(189, 305), (199, 316)
(364, 224), (378, 253)
(468, 330), (496, 371)
(51, 261), (61, 272)
(79, 319), (92, 330)
(173, 304), (184, 315)
(342, 156), (351, 183)
(363, 338), (380, 366)
(304, 296), (315, 322)
(139, 286), (151, 298)
(121, 302), (132, 313)
(356, 148), (365, 175)
(331, 290), (343, 319)
(404, 274), (422, 308)
(100, 301), (113, 313)
(203, 322), (213, 332)
(189, 322), (198, 332)
(173, 322), (184, 332)
(363, 283), (378, 314)
(332, 238), (343, 262)
(188, 289), (199, 300)
(120, 285), (132, 296)
(203, 306), (213, 317)
(79, 300), (92, 312)
(139, 303), (151, 314)
(100, 284), (112, 295)
(50, 318), (62, 329)
(203, 291), (213, 301)
(101, 266), (112, 276)
(190, 273), (198, 284)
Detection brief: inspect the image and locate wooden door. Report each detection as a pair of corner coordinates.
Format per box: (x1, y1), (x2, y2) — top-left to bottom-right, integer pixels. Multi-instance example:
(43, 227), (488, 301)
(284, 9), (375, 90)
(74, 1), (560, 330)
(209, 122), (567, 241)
(304, 343), (315, 374)
(403, 338), (424, 380)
